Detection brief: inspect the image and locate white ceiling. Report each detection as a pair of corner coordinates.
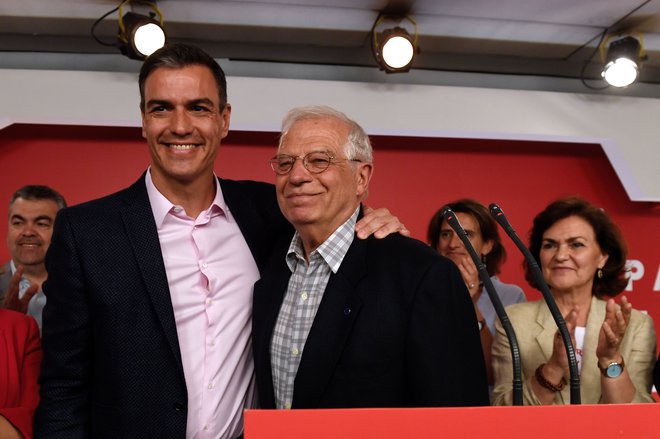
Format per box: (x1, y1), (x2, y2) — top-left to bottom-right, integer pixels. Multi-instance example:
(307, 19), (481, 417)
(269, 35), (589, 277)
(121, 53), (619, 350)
(2, 0), (660, 94)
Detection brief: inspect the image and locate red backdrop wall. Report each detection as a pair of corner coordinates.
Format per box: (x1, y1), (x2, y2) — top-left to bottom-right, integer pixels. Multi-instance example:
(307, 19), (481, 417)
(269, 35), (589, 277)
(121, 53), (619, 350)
(1, 124), (658, 346)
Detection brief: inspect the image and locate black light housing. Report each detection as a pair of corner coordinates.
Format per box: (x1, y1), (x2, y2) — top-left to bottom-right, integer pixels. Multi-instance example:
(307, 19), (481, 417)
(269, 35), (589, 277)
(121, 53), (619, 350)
(601, 35), (643, 88)
(118, 10), (166, 60)
(372, 15), (419, 73)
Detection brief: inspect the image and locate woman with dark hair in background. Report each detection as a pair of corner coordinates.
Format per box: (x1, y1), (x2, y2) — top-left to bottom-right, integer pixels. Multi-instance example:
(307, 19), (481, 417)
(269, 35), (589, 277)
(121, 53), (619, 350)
(428, 199), (526, 383)
(492, 196), (656, 405)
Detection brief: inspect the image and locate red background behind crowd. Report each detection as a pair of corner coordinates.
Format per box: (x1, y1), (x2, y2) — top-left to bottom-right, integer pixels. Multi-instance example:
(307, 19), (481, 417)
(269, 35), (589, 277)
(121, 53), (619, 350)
(1, 123), (658, 360)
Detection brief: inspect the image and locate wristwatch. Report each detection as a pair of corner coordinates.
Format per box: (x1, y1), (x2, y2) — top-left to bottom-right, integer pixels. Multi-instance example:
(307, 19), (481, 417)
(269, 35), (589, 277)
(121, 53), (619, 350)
(599, 357), (625, 378)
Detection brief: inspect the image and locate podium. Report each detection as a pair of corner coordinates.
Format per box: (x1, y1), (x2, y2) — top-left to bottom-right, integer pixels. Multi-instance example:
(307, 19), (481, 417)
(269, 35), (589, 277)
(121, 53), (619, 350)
(245, 404), (658, 438)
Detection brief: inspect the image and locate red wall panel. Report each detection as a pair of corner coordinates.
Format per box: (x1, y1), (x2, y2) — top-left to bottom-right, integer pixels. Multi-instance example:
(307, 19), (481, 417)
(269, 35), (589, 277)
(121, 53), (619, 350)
(1, 124), (658, 337)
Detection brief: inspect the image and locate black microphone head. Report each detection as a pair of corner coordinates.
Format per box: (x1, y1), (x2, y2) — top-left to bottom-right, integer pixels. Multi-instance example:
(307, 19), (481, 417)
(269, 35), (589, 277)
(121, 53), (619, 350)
(441, 206), (467, 237)
(440, 205), (454, 220)
(489, 203), (503, 218)
(489, 203), (515, 235)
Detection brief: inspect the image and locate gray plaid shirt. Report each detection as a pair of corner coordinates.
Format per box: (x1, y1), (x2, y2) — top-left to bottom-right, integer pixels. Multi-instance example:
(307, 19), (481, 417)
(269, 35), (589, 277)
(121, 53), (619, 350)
(270, 207), (359, 409)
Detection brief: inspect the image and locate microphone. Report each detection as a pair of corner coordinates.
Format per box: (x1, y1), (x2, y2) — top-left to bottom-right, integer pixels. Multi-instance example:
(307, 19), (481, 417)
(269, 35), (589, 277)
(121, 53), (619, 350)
(489, 203), (580, 404)
(441, 206), (523, 405)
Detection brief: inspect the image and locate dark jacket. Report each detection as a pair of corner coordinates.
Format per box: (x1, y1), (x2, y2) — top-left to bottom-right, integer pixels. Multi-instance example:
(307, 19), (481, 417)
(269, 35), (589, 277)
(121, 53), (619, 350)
(253, 230), (490, 409)
(34, 175), (290, 438)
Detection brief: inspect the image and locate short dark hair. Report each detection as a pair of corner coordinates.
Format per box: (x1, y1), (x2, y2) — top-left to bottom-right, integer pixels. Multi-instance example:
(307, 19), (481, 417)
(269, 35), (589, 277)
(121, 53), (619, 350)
(138, 43), (228, 111)
(427, 198), (506, 276)
(9, 185), (67, 211)
(525, 196), (628, 298)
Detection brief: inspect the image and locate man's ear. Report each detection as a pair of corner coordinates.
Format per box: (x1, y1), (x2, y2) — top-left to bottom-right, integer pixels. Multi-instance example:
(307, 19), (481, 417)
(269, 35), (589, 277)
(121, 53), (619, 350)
(355, 163), (373, 197)
(219, 103), (232, 139)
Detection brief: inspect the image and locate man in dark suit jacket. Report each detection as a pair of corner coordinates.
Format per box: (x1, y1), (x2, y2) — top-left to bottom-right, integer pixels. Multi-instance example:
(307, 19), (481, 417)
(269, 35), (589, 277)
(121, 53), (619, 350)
(34, 43), (292, 439)
(252, 106), (489, 410)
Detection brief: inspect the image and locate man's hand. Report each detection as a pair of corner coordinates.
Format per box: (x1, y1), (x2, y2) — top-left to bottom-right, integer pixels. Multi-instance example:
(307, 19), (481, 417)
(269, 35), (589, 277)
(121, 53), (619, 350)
(356, 206), (410, 239)
(3, 265), (39, 313)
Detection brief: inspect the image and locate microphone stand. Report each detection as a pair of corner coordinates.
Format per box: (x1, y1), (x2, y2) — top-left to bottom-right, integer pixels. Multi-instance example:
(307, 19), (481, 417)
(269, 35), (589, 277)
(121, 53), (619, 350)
(489, 203), (581, 404)
(442, 207), (523, 405)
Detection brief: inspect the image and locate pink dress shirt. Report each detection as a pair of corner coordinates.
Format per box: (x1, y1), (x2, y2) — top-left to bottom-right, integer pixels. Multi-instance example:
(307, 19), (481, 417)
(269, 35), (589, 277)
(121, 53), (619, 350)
(146, 171), (259, 439)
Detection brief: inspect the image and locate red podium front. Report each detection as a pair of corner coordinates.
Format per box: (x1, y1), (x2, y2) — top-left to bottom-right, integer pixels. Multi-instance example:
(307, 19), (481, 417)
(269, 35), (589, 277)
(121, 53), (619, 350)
(245, 404), (657, 438)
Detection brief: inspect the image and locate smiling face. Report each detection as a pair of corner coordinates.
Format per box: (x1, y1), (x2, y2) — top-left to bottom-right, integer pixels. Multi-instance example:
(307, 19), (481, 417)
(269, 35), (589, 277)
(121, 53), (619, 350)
(7, 197), (59, 268)
(275, 116), (372, 245)
(436, 212), (493, 264)
(141, 64), (230, 189)
(540, 215), (609, 296)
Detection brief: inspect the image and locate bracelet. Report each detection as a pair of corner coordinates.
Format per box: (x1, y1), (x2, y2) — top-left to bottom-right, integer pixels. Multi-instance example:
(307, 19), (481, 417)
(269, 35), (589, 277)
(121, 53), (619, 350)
(534, 363), (566, 392)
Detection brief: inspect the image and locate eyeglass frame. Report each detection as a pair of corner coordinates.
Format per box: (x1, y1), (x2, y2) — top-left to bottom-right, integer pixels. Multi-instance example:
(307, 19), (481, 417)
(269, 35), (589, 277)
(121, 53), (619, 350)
(268, 150), (363, 175)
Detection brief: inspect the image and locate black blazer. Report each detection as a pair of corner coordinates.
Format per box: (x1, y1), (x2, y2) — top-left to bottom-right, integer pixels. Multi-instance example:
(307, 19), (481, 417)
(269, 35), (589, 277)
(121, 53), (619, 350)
(34, 175), (290, 438)
(253, 230), (490, 409)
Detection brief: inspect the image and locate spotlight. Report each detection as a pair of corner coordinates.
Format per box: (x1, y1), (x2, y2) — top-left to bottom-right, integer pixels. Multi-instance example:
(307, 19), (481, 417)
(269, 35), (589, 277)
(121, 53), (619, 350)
(117, 2), (166, 60)
(372, 15), (419, 73)
(92, 1), (166, 60)
(601, 36), (643, 88)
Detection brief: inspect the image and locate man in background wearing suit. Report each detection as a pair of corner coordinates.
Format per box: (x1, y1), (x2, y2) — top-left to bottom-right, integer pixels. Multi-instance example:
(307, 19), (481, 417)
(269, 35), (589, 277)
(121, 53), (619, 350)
(1, 185), (66, 329)
(252, 106), (489, 409)
(35, 44), (403, 438)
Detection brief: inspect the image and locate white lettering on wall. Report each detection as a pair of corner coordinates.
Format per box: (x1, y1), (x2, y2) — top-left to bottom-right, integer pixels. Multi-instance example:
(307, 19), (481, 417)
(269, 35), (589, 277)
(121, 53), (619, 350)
(626, 260), (644, 291)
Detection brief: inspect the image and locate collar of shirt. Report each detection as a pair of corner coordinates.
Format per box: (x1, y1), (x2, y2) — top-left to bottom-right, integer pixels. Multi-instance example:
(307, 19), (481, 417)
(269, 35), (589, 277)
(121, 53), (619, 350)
(285, 206), (360, 274)
(145, 167), (227, 227)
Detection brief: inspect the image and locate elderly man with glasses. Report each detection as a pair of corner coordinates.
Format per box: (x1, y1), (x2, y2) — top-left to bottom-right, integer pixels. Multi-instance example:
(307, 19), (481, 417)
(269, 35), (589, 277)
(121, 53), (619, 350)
(252, 105), (489, 410)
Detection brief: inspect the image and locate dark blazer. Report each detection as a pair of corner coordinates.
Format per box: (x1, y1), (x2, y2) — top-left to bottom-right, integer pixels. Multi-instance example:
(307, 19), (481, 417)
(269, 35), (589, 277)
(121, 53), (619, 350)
(253, 230), (490, 409)
(34, 175), (290, 438)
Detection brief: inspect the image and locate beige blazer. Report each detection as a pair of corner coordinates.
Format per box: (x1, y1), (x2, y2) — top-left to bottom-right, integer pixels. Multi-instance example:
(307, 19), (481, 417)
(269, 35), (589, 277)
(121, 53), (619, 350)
(492, 296), (656, 405)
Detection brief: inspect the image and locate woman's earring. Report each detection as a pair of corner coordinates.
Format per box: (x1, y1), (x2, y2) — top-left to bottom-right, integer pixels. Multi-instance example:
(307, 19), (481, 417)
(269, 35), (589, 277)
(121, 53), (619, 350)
(597, 268), (603, 279)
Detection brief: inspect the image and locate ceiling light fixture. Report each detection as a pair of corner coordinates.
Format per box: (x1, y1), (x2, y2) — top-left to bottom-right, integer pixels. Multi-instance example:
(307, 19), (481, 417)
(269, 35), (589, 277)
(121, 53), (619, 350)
(372, 15), (419, 73)
(91, 0), (166, 61)
(600, 35), (645, 88)
(117, 1), (166, 60)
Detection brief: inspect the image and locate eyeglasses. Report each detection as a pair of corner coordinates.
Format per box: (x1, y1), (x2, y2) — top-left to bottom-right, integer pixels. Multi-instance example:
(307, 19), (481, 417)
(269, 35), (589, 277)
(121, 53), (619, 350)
(269, 151), (361, 175)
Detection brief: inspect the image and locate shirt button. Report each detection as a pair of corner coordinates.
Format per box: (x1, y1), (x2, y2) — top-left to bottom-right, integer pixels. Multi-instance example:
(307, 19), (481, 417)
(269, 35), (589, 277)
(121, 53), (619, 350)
(201, 262), (208, 268)
(291, 347), (299, 356)
(301, 292), (308, 301)
(206, 298), (212, 305)
(207, 382), (214, 389)
(203, 425), (209, 431)
(173, 206), (182, 213)
(209, 340), (216, 347)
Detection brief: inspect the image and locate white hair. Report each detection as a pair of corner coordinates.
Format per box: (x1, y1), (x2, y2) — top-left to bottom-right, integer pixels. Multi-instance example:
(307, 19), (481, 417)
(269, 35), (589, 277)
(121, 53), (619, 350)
(279, 105), (373, 162)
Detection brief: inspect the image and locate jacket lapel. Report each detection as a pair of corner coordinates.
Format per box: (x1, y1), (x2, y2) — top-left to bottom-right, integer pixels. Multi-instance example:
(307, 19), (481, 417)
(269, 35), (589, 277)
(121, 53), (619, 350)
(119, 176), (184, 377)
(534, 301), (557, 362)
(253, 256), (290, 408)
(292, 237), (368, 408)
